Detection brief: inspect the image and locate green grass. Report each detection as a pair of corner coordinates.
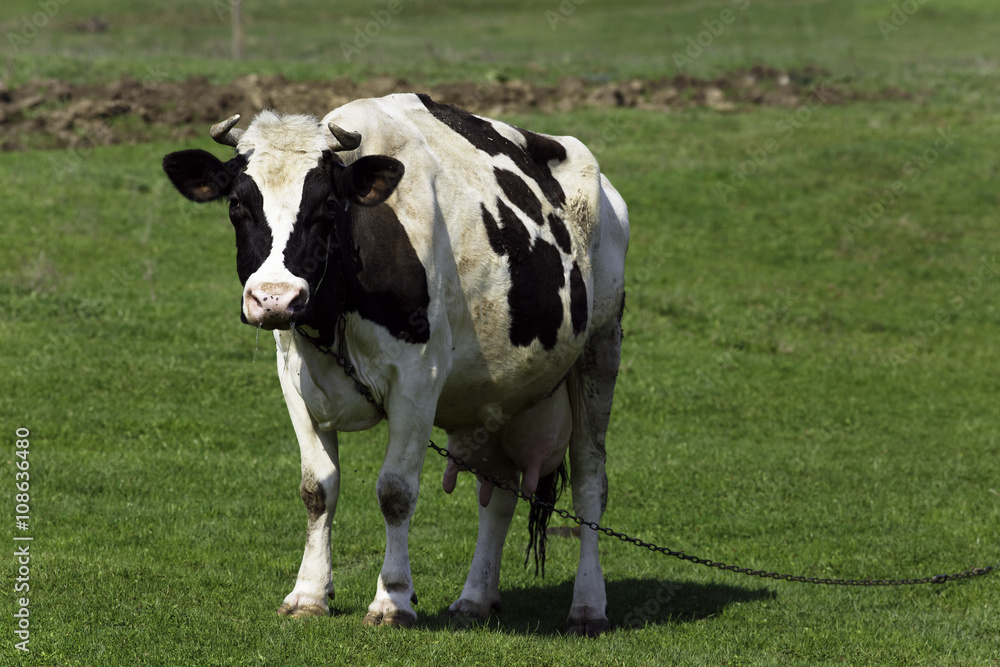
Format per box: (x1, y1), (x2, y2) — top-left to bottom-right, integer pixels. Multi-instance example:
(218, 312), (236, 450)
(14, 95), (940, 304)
(2, 0), (999, 91)
(3, 1), (1000, 665)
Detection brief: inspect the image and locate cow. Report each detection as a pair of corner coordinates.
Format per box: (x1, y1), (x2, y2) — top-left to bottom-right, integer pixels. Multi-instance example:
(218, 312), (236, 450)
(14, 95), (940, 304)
(161, 93), (629, 636)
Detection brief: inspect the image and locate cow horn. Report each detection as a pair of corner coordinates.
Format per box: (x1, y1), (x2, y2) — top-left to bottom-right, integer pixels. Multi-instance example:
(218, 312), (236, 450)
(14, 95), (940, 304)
(210, 114), (244, 147)
(328, 123), (362, 152)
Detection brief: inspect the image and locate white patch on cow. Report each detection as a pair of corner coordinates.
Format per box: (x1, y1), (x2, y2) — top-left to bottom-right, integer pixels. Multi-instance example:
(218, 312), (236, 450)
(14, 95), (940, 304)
(276, 329), (385, 433)
(238, 112), (328, 293)
(480, 115), (525, 147)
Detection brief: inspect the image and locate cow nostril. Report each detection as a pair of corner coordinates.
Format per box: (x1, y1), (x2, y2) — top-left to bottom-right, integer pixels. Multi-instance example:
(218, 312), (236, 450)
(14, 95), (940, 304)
(289, 290), (307, 311)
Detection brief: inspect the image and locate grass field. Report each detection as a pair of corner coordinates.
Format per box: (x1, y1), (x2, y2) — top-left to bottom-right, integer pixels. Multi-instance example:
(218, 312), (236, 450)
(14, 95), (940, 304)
(3, 1), (1000, 665)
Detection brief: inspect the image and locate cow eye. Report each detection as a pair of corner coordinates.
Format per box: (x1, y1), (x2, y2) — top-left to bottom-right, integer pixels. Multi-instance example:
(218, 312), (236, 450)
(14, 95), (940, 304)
(229, 197), (241, 210)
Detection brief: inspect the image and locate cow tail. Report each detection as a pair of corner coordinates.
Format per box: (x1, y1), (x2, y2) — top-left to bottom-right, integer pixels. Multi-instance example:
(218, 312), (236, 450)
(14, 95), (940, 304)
(525, 460), (568, 577)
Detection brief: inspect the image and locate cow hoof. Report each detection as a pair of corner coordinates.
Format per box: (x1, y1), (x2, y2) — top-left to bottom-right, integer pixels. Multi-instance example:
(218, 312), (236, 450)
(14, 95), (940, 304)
(448, 597), (499, 626)
(362, 609), (416, 628)
(278, 589), (334, 617)
(566, 609), (610, 637)
(278, 602), (329, 618)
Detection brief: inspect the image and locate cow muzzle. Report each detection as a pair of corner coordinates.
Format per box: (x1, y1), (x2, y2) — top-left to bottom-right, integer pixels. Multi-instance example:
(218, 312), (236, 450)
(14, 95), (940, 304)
(243, 281), (308, 329)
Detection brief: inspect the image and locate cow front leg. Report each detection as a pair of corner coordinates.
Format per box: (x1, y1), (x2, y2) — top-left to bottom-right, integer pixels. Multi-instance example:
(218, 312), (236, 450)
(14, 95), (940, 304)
(276, 365), (340, 617)
(363, 414), (431, 628)
(448, 479), (518, 623)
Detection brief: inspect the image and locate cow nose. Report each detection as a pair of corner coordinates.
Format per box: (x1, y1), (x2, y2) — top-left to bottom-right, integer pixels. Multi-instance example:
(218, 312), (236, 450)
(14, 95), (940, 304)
(244, 282), (308, 329)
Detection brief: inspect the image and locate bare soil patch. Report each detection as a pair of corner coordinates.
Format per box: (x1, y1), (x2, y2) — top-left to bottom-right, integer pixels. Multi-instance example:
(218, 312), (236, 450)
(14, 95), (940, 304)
(0, 66), (910, 151)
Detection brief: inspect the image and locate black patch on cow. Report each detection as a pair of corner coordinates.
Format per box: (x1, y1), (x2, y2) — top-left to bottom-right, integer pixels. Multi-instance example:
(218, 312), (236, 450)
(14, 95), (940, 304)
(377, 473), (415, 526)
(300, 474), (327, 520)
(546, 212), (572, 255)
(516, 127), (569, 178)
(496, 167), (576, 259)
(418, 94), (566, 208)
(283, 165), (342, 294)
(481, 200), (565, 350)
(267, 154), (428, 345)
(274, 163), (343, 338)
(495, 168), (543, 226)
(339, 203), (430, 344)
(598, 470), (609, 513)
(569, 262), (588, 336)
(229, 174), (273, 287)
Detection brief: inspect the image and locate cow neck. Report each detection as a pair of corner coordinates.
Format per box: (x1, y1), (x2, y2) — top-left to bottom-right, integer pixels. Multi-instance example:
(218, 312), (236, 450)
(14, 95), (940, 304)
(292, 204), (388, 415)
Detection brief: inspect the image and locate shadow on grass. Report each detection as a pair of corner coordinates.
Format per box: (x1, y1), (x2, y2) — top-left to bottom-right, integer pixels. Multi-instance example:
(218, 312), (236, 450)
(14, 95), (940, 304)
(421, 577), (777, 635)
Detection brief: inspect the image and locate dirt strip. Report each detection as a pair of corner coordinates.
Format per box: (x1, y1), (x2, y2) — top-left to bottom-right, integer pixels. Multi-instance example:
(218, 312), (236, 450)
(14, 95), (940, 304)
(0, 66), (910, 151)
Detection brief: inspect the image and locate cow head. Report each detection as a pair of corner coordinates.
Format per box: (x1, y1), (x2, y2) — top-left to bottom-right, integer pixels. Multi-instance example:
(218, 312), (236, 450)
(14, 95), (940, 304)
(161, 111), (404, 332)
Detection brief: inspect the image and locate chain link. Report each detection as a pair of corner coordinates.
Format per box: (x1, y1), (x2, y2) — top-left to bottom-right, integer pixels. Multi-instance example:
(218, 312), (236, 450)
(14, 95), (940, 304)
(302, 317), (997, 587)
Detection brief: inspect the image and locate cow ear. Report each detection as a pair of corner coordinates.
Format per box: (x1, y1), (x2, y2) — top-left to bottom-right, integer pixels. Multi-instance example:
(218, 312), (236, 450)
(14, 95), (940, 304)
(337, 156), (404, 206)
(162, 149), (243, 203)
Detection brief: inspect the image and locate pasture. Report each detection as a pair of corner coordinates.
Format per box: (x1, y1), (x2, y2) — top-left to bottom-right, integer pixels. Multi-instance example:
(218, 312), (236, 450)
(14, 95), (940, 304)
(2, 0), (999, 664)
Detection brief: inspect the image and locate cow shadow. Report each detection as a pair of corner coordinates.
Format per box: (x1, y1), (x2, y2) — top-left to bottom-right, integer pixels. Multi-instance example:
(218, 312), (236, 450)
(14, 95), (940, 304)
(421, 577), (777, 635)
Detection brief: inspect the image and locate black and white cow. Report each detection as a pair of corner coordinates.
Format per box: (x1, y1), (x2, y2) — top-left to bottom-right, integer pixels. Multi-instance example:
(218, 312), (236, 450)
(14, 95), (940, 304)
(162, 93), (629, 636)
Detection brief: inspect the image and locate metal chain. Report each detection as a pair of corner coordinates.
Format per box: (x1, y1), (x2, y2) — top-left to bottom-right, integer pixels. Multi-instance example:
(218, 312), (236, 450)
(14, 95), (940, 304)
(303, 318), (997, 587)
(296, 316), (387, 416)
(426, 441), (997, 587)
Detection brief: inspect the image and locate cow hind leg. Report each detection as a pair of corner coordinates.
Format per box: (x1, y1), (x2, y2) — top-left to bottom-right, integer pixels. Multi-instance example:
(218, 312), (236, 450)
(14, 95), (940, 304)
(565, 320), (622, 637)
(449, 480), (518, 623)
